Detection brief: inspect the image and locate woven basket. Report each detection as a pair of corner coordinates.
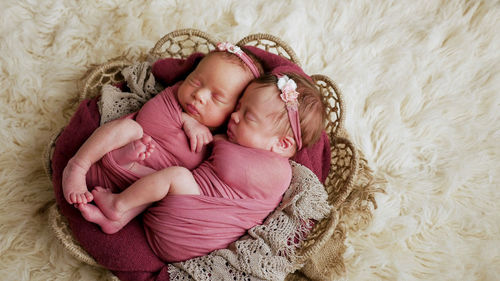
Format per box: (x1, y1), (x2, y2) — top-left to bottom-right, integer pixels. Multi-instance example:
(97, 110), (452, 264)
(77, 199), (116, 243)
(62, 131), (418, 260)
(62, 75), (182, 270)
(44, 28), (359, 279)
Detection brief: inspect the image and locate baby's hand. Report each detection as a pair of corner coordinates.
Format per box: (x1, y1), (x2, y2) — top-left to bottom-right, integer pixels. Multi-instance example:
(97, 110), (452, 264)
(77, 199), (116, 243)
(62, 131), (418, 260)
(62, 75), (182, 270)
(182, 114), (213, 153)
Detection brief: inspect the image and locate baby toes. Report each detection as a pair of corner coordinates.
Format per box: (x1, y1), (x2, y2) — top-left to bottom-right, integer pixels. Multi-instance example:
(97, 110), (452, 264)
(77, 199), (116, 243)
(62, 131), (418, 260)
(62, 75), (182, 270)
(141, 135), (152, 145)
(138, 152), (147, 160)
(84, 191), (94, 203)
(69, 193), (78, 204)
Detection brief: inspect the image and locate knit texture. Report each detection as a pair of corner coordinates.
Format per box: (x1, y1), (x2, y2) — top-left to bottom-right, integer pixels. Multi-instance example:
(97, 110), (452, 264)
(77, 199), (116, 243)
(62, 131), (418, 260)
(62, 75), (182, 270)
(98, 60), (163, 125)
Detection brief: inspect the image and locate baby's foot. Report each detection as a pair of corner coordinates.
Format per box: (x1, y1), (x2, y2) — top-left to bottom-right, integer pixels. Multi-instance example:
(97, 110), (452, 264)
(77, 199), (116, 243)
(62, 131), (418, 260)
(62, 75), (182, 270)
(91, 186), (123, 221)
(76, 203), (125, 234)
(112, 135), (155, 167)
(62, 159), (93, 204)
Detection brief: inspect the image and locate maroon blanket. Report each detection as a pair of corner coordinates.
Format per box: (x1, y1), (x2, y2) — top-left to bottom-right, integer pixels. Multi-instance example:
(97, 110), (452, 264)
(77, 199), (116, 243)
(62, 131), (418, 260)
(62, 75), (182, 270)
(52, 48), (331, 280)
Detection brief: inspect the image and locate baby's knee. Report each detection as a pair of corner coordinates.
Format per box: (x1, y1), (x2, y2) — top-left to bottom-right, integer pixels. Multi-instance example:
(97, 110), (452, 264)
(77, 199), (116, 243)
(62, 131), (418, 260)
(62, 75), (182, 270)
(114, 118), (143, 138)
(162, 166), (199, 195)
(166, 166), (191, 180)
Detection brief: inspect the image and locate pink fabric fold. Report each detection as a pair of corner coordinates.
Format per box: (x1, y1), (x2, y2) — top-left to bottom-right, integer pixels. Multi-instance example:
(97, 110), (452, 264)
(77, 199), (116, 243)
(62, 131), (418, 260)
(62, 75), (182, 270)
(144, 195), (278, 262)
(144, 139), (292, 262)
(194, 139), (292, 200)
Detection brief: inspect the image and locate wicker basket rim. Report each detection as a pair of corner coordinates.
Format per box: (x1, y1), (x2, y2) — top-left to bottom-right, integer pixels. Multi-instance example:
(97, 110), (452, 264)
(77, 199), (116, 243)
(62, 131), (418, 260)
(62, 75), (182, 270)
(45, 28), (358, 273)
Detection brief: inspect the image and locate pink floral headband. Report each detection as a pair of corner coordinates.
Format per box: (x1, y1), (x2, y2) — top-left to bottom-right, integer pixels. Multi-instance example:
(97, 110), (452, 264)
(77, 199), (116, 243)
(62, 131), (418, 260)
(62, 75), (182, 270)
(216, 42), (260, 78)
(277, 75), (302, 150)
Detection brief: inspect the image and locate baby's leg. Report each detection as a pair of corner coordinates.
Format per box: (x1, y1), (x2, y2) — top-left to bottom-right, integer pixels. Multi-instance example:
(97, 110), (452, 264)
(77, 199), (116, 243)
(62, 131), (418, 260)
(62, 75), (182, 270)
(111, 135), (155, 168)
(63, 118), (144, 204)
(91, 167), (200, 221)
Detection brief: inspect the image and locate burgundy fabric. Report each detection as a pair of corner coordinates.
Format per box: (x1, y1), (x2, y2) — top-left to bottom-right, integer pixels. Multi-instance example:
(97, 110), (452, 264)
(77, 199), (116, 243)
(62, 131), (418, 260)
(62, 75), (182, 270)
(52, 99), (167, 280)
(152, 53), (205, 86)
(292, 131), (331, 183)
(52, 48), (331, 280)
(243, 46), (310, 79)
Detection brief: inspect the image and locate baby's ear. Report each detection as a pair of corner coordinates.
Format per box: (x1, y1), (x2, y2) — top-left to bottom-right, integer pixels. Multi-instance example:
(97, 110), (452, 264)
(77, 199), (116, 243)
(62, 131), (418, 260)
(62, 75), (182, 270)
(271, 136), (296, 158)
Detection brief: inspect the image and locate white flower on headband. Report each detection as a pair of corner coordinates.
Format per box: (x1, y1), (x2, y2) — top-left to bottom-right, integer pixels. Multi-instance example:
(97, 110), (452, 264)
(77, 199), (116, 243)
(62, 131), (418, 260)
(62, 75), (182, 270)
(217, 42), (242, 54)
(277, 75), (299, 107)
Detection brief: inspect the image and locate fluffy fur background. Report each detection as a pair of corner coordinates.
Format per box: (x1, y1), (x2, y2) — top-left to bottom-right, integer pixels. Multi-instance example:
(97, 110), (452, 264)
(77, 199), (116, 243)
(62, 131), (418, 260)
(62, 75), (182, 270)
(0, 1), (498, 280)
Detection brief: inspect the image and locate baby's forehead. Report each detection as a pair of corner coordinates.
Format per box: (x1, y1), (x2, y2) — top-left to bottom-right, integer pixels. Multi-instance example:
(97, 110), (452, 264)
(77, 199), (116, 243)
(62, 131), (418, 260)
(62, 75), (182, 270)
(202, 51), (245, 69)
(242, 84), (281, 106)
(244, 82), (276, 96)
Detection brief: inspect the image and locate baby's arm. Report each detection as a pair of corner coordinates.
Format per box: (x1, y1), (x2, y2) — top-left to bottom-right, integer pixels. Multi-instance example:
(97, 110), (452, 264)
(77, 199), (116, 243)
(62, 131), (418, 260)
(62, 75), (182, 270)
(62, 118), (144, 204)
(181, 112), (213, 153)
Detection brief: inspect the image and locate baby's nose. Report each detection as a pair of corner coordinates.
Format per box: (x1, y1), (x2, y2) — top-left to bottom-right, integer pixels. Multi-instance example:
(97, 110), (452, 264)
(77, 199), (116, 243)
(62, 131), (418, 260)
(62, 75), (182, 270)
(230, 112), (240, 123)
(194, 88), (210, 103)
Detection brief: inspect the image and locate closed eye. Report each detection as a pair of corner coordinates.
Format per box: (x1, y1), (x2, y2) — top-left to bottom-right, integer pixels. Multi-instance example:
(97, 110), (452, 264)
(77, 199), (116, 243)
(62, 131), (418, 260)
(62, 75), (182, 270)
(245, 111), (257, 122)
(213, 93), (225, 103)
(189, 77), (201, 86)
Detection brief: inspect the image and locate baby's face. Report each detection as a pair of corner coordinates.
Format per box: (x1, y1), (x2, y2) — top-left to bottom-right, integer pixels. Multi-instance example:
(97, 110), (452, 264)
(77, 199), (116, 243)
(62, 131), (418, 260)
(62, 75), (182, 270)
(226, 82), (282, 151)
(177, 52), (253, 129)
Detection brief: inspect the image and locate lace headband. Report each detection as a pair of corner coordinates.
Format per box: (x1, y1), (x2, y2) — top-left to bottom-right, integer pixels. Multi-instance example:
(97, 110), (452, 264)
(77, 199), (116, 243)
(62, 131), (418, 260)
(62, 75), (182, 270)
(216, 42), (260, 78)
(277, 75), (302, 150)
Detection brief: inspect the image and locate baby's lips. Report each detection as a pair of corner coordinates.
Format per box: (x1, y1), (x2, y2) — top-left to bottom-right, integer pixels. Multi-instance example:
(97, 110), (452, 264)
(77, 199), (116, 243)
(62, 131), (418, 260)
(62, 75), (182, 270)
(226, 124), (236, 141)
(186, 104), (199, 115)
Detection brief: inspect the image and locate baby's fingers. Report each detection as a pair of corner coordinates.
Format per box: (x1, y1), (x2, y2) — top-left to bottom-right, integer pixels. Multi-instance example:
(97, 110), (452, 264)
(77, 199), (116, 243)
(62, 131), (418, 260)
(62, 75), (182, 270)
(197, 133), (213, 153)
(190, 136), (198, 153)
(206, 133), (213, 143)
(196, 135), (205, 153)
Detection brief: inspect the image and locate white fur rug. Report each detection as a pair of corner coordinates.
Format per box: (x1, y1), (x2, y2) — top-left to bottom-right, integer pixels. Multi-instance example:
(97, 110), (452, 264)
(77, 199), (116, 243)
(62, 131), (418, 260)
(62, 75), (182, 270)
(1, 1), (498, 280)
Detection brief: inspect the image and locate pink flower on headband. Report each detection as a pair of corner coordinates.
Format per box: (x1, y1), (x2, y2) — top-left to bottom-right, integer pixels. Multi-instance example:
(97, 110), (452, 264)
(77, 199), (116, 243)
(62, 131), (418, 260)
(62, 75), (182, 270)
(217, 42), (242, 54)
(216, 42), (261, 78)
(277, 75), (299, 107)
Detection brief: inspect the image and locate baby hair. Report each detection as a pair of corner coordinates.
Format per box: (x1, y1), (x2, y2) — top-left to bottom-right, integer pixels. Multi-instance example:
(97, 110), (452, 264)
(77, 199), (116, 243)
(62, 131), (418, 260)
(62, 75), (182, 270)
(206, 47), (264, 78)
(254, 72), (327, 150)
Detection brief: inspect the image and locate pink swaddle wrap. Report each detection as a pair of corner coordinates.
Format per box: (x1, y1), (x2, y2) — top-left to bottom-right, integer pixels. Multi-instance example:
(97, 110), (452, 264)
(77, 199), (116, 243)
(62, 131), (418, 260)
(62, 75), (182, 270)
(84, 81), (292, 263)
(143, 139), (292, 262)
(86, 82), (207, 191)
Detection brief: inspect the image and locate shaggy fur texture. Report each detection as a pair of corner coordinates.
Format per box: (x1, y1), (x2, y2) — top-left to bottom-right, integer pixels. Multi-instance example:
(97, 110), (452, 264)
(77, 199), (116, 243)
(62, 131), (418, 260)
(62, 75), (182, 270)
(0, 1), (498, 280)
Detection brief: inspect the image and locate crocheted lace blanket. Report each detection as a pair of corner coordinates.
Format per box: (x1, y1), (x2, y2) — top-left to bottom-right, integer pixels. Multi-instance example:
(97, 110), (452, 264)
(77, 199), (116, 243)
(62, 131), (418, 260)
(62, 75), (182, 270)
(168, 161), (331, 280)
(98, 59), (163, 124)
(98, 62), (332, 280)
